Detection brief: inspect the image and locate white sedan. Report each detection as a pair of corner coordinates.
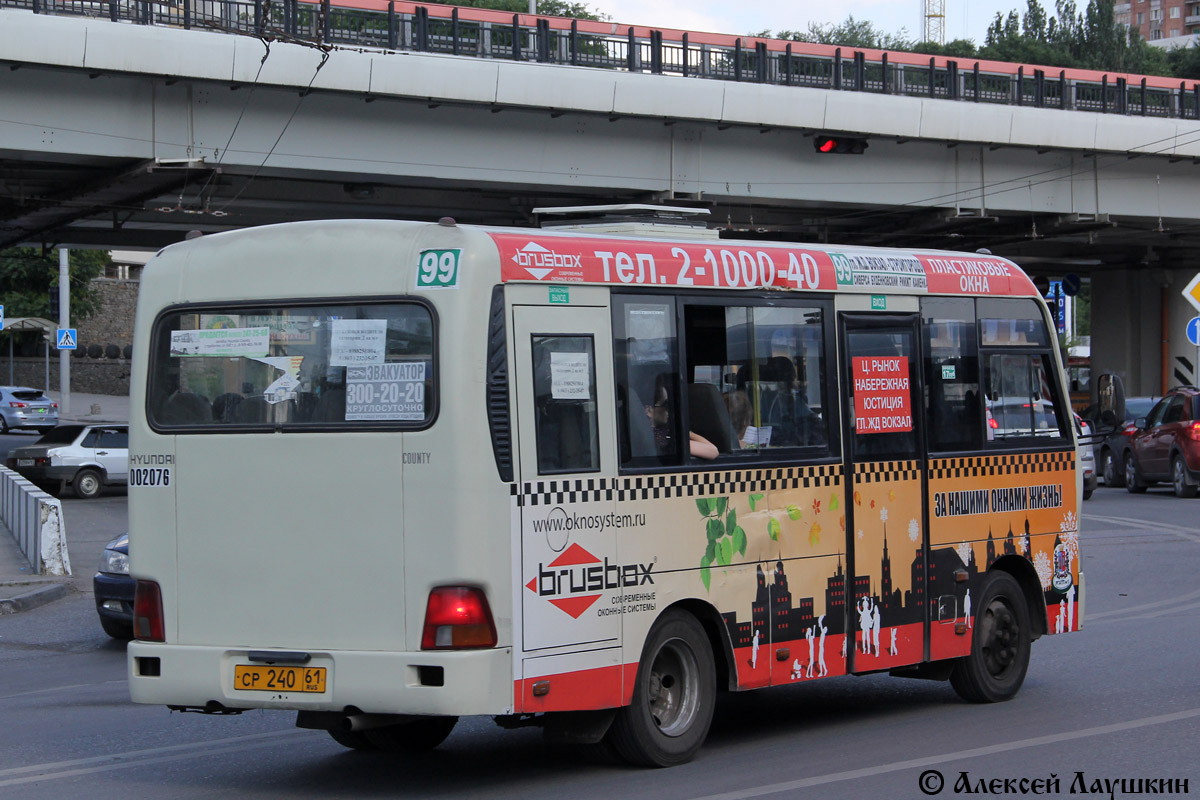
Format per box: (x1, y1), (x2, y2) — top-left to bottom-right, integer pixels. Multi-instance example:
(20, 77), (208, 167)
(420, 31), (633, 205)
(5, 424), (129, 499)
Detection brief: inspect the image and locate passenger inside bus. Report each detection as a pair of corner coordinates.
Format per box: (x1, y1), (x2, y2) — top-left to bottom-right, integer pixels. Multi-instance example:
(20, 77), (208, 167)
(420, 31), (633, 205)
(724, 389), (752, 448)
(646, 377), (719, 460)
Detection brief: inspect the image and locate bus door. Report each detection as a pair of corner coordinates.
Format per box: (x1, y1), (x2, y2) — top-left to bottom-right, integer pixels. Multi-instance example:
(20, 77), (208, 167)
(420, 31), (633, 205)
(512, 303), (624, 709)
(839, 314), (929, 674)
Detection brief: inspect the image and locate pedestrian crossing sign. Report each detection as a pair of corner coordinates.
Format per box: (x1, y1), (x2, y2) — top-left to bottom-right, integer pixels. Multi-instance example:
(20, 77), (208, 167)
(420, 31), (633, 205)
(56, 328), (78, 350)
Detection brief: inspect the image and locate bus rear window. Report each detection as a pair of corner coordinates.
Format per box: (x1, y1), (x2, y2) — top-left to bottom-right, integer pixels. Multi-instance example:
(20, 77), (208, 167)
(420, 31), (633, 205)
(148, 302), (435, 430)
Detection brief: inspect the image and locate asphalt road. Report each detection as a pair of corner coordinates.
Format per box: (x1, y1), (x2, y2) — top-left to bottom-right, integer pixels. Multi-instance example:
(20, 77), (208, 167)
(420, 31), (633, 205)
(0, 486), (1196, 800)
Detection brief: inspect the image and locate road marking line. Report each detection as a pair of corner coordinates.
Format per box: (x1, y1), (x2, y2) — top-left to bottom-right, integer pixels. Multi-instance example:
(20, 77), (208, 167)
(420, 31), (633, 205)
(1084, 586), (1200, 620)
(0, 679), (127, 703)
(1083, 513), (1200, 542)
(690, 708), (1200, 800)
(1088, 599), (1200, 625)
(0, 728), (314, 786)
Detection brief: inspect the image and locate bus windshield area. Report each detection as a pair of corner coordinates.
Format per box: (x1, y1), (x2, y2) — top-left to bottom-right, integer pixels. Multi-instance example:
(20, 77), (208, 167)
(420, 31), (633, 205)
(147, 301), (435, 430)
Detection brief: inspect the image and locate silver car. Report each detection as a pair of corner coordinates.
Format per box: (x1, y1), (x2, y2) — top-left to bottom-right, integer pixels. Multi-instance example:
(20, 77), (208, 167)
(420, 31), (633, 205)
(1077, 416), (1096, 500)
(0, 386), (59, 433)
(5, 424), (129, 499)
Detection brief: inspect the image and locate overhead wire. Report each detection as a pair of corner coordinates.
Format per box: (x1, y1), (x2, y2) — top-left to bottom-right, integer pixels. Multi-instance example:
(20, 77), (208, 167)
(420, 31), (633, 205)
(211, 45), (331, 214)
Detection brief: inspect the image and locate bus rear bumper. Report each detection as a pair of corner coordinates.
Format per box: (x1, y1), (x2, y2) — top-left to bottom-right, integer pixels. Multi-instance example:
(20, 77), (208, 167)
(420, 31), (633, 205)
(127, 643), (514, 716)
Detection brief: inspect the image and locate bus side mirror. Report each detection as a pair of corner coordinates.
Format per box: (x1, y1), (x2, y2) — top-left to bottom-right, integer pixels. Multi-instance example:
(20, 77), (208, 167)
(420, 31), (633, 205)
(1096, 373), (1126, 434)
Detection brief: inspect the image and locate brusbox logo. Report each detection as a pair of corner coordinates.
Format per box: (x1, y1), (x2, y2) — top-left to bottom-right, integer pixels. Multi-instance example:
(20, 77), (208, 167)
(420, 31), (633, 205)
(511, 242), (583, 280)
(525, 543), (654, 619)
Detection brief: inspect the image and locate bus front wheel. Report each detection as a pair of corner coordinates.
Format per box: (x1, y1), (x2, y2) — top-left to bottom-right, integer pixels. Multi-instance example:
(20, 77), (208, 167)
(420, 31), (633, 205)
(950, 571), (1031, 704)
(607, 609), (716, 767)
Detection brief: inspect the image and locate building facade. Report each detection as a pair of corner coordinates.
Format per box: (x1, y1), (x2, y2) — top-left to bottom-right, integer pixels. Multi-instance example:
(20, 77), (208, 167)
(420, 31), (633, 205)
(1116, 0), (1200, 43)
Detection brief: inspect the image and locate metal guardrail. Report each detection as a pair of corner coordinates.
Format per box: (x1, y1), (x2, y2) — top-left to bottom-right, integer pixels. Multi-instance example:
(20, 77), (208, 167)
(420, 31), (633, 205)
(0, 466), (70, 576)
(4, 0), (1199, 121)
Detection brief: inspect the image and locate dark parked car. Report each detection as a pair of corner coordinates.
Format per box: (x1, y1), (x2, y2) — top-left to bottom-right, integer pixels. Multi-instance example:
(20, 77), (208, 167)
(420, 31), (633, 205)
(94, 533), (133, 639)
(1084, 396), (1159, 487)
(1123, 386), (1200, 497)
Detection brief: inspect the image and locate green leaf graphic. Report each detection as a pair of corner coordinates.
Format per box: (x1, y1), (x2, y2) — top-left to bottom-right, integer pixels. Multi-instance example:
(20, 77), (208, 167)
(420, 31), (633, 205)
(696, 498), (714, 516)
(786, 504), (803, 520)
(733, 526), (748, 555)
(718, 537), (733, 566)
(704, 540), (716, 564)
(726, 507), (738, 532)
(715, 497), (728, 517)
(707, 518), (725, 542)
(701, 563), (711, 591)
(829, 493), (840, 511)
(768, 517), (781, 541)
(749, 493), (765, 511)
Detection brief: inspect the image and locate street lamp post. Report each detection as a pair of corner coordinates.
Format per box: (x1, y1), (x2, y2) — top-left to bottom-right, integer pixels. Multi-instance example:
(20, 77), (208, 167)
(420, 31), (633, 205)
(59, 247), (70, 417)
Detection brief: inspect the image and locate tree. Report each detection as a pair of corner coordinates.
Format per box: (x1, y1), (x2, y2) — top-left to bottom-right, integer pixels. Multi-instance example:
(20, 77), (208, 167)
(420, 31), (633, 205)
(1167, 42), (1200, 79)
(911, 38), (980, 58)
(0, 248), (108, 321)
(756, 15), (915, 51)
(974, 0), (1170, 75)
(424, 0), (608, 20)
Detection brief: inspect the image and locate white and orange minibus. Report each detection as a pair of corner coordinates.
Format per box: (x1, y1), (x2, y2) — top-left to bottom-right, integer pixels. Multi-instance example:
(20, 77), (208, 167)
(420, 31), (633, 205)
(127, 208), (1083, 766)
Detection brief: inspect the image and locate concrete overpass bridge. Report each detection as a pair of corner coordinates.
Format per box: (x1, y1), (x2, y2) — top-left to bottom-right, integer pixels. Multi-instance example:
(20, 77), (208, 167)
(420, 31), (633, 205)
(1, 1), (1199, 393)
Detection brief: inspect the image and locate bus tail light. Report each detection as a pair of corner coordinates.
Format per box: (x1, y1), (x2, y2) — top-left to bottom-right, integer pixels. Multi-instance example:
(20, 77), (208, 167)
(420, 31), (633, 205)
(421, 586), (497, 650)
(134, 580), (165, 642)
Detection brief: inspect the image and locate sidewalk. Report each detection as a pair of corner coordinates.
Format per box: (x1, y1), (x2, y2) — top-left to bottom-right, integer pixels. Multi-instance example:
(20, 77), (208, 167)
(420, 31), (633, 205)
(0, 392), (129, 615)
(45, 390), (130, 424)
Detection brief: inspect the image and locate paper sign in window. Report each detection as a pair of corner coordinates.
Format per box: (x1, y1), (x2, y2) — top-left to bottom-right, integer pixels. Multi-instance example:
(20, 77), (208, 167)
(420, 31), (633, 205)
(743, 425), (773, 447)
(254, 356), (305, 404)
(344, 362), (426, 421)
(852, 356), (912, 434)
(330, 319), (387, 366)
(550, 352), (591, 400)
(170, 327), (269, 357)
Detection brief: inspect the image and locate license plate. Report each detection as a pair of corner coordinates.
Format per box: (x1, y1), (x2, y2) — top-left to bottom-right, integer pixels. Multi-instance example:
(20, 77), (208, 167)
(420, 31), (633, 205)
(234, 664), (326, 693)
(33, 409), (46, 414)
(17, 459), (33, 467)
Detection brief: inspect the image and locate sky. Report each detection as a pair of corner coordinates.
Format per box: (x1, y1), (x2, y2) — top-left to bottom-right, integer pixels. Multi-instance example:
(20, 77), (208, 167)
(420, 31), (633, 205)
(588, 0), (1028, 48)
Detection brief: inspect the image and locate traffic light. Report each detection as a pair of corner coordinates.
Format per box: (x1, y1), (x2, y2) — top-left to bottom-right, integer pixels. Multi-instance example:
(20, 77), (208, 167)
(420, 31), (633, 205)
(813, 135), (868, 154)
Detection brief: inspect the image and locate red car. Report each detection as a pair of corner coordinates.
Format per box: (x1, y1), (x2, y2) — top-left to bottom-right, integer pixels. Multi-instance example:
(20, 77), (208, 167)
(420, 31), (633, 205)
(1124, 386), (1200, 497)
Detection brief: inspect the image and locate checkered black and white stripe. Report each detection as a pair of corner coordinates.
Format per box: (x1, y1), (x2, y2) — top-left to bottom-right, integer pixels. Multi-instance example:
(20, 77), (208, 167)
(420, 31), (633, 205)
(852, 460), (921, 483)
(511, 464), (843, 507)
(928, 450), (1074, 481)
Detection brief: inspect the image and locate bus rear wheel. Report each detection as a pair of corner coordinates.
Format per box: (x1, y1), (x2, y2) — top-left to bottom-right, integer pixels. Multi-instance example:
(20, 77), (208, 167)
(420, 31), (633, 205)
(950, 571), (1031, 703)
(607, 609), (716, 767)
(364, 716), (457, 753)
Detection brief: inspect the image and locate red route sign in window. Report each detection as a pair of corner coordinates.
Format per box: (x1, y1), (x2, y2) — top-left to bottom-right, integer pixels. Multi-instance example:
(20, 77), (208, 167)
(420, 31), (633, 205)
(852, 356), (913, 435)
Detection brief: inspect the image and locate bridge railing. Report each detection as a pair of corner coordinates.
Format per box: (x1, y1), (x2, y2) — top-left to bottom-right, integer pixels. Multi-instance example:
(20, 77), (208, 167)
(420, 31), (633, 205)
(6, 0), (1199, 121)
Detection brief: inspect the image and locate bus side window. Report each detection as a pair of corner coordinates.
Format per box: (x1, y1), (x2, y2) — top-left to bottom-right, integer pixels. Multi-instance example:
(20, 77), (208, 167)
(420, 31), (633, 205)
(613, 296), (683, 469)
(531, 335), (600, 475)
(982, 353), (1066, 440)
(921, 298), (982, 452)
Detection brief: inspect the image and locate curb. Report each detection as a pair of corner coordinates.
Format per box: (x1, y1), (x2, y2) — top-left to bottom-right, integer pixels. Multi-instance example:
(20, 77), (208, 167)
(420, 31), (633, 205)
(0, 583), (70, 615)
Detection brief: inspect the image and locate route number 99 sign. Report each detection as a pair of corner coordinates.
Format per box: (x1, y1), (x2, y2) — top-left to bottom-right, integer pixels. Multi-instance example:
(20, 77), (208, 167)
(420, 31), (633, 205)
(416, 249), (461, 289)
